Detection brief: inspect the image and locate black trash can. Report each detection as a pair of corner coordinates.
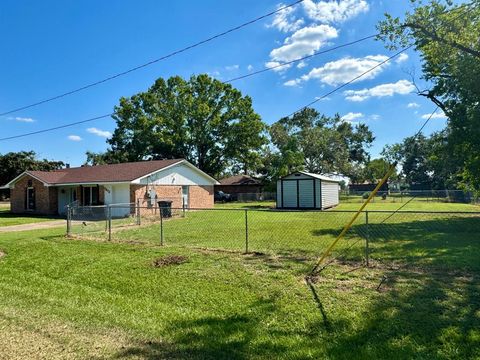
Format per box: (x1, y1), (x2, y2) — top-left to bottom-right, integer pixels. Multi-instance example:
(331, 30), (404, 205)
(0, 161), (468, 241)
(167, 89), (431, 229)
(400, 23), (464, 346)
(158, 200), (173, 218)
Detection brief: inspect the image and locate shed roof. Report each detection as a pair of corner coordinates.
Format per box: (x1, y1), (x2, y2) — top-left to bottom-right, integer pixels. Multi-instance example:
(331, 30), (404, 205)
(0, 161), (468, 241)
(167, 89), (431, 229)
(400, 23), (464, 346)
(5, 159), (202, 186)
(282, 171), (340, 183)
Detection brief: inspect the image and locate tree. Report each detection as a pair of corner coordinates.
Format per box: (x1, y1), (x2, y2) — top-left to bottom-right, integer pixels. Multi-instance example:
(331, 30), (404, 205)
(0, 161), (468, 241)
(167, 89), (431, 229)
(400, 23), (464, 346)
(362, 158), (397, 183)
(266, 108), (374, 181)
(377, 0), (480, 192)
(103, 74), (266, 177)
(0, 151), (64, 186)
(381, 131), (458, 189)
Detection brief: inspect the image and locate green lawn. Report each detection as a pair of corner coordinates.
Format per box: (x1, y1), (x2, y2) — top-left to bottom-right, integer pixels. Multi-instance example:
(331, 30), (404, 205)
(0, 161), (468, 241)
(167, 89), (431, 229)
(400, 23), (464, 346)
(1, 221), (479, 359)
(0, 204), (59, 227)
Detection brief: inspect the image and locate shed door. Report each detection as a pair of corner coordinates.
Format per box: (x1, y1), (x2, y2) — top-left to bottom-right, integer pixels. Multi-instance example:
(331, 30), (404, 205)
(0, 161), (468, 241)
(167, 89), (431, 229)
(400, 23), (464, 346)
(298, 180), (314, 208)
(282, 181), (297, 207)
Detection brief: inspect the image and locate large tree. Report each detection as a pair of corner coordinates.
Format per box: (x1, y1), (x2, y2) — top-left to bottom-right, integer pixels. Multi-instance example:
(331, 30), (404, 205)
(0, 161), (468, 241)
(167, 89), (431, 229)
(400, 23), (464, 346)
(0, 151), (64, 186)
(102, 74), (266, 177)
(378, 0), (480, 192)
(266, 108), (374, 181)
(382, 130), (458, 189)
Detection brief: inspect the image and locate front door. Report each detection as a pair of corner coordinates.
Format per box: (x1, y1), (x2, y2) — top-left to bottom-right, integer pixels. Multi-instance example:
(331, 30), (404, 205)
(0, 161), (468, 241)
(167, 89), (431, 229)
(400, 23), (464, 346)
(26, 187), (35, 210)
(182, 186), (189, 208)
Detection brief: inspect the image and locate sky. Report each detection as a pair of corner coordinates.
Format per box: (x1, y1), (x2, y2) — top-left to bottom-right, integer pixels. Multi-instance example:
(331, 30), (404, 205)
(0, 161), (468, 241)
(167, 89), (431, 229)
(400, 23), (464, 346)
(0, 0), (448, 167)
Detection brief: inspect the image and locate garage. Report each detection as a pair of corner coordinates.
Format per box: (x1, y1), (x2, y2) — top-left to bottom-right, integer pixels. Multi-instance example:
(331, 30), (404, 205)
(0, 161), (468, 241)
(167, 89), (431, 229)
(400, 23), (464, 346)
(276, 171), (340, 209)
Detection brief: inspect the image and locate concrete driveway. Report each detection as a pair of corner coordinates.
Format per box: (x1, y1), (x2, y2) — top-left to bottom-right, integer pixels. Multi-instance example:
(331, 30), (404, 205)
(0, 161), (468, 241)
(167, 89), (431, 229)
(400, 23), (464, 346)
(0, 220), (66, 233)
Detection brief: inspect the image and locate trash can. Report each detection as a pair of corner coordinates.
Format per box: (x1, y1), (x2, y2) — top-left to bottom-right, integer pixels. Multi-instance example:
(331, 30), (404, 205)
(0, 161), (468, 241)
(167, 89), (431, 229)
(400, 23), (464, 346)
(158, 200), (173, 218)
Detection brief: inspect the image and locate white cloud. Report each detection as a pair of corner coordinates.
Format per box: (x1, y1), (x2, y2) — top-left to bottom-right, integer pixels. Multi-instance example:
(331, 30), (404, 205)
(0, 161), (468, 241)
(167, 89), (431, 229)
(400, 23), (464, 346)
(291, 54), (389, 86)
(297, 60), (308, 69)
(396, 53), (409, 64)
(342, 112), (364, 122)
(407, 102), (420, 108)
(369, 114), (381, 121)
(421, 111), (448, 120)
(68, 135), (82, 141)
(268, 3), (305, 32)
(302, 0), (369, 23)
(265, 61), (292, 72)
(87, 127), (111, 138)
(269, 24), (338, 62)
(14, 117), (35, 123)
(247, 64), (254, 71)
(284, 79), (301, 87)
(225, 64), (239, 71)
(344, 80), (415, 102)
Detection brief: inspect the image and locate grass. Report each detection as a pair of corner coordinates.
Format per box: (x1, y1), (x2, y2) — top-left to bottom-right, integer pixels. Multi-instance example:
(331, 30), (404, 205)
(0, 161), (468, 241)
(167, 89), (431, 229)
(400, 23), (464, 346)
(1, 223), (479, 359)
(2, 200), (480, 358)
(216, 198), (480, 212)
(0, 203), (59, 227)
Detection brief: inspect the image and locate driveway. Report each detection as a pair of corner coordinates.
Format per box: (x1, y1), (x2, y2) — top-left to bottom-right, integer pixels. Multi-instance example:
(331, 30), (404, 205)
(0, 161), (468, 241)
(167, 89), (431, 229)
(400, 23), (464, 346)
(0, 220), (66, 232)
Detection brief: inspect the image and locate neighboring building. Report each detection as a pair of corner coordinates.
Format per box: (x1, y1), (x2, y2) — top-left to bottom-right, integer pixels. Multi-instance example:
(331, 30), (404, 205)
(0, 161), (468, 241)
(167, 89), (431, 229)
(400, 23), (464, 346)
(3, 159), (218, 216)
(216, 175), (263, 195)
(349, 181), (389, 192)
(276, 171), (340, 209)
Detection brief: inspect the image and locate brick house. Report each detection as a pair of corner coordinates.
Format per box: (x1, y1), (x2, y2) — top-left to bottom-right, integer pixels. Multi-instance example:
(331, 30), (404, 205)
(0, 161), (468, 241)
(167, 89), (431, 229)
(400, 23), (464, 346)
(3, 159), (218, 216)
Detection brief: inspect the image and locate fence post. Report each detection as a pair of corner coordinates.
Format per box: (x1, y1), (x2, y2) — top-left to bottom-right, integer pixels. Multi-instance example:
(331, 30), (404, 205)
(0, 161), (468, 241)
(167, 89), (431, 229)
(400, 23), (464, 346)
(244, 209), (249, 253)
(108, 205), (112, 241)
(365, 210), (370, 267)
(136, 199), (141, 226)
(160, 207), (164, 246)
(66, 205), (71, 236)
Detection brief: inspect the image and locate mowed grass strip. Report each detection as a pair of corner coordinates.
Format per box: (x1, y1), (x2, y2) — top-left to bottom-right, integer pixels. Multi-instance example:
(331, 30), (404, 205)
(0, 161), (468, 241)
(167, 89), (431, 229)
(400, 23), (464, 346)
(0, 203), (59, 227)
(0, 226), (480, 359)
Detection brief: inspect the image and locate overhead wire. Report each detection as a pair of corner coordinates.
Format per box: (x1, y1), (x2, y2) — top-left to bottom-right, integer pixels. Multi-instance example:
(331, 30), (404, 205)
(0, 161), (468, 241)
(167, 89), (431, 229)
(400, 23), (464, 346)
(0, 0), (306, 117)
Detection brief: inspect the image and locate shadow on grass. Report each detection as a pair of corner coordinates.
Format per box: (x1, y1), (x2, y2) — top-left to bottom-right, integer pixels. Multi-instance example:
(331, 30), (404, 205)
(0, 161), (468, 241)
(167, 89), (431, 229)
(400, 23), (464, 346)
(323, 270), (480, 359)
(312, 215), (480, 271)
(113, 299), (294, 360)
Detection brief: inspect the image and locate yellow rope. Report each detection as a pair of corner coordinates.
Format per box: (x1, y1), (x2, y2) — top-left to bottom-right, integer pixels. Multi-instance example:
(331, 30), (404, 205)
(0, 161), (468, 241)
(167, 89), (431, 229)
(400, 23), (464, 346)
(311, 163), (397, 274)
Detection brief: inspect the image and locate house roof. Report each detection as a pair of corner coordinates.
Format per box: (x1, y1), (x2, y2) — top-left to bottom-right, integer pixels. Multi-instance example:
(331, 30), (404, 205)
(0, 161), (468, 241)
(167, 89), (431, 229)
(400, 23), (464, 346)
(6, 159), (188, 186)
(219, 174), (261, 186)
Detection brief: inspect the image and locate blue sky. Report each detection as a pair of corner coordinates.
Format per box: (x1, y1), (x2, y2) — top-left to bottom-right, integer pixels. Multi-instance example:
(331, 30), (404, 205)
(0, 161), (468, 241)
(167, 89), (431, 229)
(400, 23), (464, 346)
(0, 0), (447, 166)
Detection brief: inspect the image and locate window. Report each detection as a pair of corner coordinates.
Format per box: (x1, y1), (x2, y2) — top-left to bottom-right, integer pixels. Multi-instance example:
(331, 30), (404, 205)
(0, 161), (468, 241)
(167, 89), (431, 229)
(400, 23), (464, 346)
(26, 187), (35, 210)
(82, 186), (99, 205)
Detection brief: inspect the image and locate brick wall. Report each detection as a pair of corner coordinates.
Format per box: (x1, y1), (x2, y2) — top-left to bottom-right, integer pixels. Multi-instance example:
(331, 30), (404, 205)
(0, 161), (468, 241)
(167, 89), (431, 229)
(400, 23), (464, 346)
(130, 184), (213, 211)
(10, 175), (58, 215)
(189, 185), (214, 208)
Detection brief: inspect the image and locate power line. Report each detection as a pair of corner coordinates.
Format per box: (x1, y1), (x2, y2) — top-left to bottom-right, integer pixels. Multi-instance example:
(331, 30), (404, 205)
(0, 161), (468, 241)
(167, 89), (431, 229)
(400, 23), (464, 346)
(224, 33), (378, 83)
(285, 45), (414, 118)
(0, 114), (113, 141)
(0, 0), (305, 117)
(0, 36), (384, 142)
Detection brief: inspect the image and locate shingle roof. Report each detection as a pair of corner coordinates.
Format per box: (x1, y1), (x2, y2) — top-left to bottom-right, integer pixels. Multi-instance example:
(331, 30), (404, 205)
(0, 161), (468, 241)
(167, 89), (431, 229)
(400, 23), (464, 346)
(25, 159), (183, 185)
(219, 174), (261, 186)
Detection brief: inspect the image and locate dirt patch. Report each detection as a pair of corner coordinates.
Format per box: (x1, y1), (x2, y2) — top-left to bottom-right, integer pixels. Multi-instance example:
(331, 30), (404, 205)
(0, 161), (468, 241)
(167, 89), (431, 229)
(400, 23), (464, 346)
(0, 250), (5, 259)
(152, 255), (188, 268)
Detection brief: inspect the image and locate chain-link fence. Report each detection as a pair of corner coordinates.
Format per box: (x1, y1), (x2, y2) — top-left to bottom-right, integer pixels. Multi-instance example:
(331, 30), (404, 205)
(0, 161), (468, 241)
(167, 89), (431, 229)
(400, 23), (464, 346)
(67, 204), (480, 273)
(340, 189), (479, 204)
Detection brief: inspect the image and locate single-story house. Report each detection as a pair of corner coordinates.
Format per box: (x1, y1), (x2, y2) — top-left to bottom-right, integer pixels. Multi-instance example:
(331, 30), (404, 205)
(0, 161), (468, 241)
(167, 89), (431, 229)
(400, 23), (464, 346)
(216, 175), (263, 195)
(276, 171), (340, 209)
(3, 159), (218, 216)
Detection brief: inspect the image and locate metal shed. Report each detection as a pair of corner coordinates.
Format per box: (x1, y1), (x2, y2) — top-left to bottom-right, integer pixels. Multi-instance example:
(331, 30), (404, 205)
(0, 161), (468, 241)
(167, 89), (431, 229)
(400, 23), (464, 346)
(276, 171), (340, 209)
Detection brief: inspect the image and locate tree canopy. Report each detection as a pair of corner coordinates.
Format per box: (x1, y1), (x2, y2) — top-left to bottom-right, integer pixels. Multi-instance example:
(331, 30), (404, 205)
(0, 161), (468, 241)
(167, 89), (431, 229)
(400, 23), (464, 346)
(98, 74), (266, 177)
(377, 0), (480, 192)
(0, 151), (64, 186)
(262, 108), (374, 183)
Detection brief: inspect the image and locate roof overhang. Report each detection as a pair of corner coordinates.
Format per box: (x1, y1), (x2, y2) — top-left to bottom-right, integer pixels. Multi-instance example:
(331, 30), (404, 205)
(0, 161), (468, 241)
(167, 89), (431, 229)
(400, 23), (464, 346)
(2, 171), (51, 189)
(131, 159), (220, 185)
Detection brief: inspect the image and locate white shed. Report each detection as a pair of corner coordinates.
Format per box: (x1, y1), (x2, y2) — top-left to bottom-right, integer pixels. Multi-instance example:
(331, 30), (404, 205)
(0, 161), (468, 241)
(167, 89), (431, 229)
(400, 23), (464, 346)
(276, 171), (340, 209)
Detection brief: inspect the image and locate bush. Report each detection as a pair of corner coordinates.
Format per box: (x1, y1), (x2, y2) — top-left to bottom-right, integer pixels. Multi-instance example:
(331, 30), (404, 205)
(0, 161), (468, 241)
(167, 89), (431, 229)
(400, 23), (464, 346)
(362, 192), (371, 199)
